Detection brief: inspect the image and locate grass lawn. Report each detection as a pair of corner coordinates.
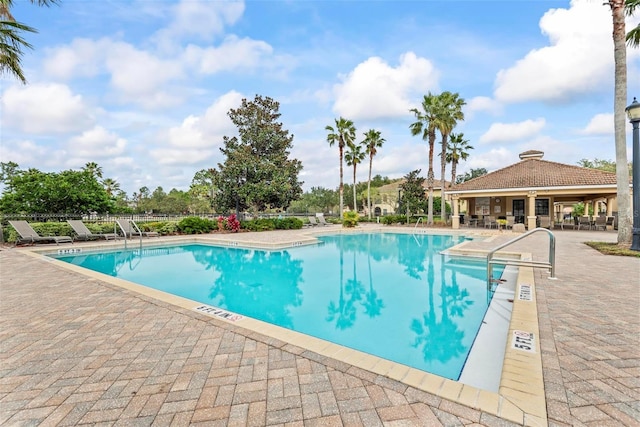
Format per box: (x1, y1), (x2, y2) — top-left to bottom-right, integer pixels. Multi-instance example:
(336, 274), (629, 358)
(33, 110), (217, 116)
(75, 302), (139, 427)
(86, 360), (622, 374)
(585, 241), (640, 257)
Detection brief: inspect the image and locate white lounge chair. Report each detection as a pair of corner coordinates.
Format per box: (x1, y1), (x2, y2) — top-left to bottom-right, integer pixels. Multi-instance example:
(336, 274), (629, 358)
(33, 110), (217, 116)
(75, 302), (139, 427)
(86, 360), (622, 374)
(307, 216), (319, 227)
(68, 220), (117, 241)
(9, 220), (73, 245)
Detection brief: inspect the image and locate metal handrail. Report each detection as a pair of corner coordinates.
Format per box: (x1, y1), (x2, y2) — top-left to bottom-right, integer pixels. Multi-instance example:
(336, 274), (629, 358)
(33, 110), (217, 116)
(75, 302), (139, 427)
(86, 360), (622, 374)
(486, 227), (556, 291)
(115, 221), (127, 249)
(414, 217), (423, 229)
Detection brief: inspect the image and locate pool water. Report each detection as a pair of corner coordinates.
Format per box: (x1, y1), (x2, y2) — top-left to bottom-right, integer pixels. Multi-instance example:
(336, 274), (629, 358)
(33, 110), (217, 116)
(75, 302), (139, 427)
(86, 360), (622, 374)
(53, 232), (499, 381)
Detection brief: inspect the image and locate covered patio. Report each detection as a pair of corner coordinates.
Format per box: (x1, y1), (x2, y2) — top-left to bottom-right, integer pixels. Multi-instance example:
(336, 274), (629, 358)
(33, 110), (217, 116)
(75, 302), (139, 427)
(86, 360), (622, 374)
(448, 150), (622, 230)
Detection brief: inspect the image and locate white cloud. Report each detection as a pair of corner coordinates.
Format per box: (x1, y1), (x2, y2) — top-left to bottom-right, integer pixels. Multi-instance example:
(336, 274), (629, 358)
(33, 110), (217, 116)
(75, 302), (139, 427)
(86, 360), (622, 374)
(67, 126), (127, 159)
(479, 119), (546, 144)
(494, 0), (640, 104)
(184, 36), (274, 74)
(332, 52), (439, 121)
(152, 0), (245, 49)
(466, 96), (503, 116)
(150, 148), (218, 166)
(105, 42), (184, 108)
(42, 38), (107, 79)
(165, 91), (242, 148)
(581, 113), (613, 135)
(1, 83), (94, 134)
(464, 147), (516, 172)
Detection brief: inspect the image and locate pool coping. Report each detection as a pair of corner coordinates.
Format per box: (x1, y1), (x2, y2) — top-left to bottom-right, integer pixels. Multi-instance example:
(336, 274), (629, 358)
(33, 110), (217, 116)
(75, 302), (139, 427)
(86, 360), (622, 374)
(22, 227), (547, 426)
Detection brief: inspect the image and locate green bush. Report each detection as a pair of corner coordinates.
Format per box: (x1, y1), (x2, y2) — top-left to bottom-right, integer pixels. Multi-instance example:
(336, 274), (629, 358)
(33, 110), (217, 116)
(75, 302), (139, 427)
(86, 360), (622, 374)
(177, 216), (215, 234)
(274, 217), (303, 230)
(342, 211), (359, 228)
(381, 215), (407, 225)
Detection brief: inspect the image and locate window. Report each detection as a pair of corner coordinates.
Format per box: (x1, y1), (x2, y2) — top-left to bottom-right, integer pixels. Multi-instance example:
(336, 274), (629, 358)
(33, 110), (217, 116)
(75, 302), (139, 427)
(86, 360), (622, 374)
(535, 199), (549, 216)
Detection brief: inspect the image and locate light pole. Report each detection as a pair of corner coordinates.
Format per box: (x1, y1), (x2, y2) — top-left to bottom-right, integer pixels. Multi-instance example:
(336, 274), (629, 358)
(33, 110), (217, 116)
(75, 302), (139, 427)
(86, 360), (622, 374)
(626, 97), (640, 251)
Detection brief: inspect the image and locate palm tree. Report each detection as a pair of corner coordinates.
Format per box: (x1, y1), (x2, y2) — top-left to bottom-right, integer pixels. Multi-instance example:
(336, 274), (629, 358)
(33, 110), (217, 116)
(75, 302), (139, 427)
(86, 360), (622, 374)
(344, 141), (365, 211)
(443, 133), (473, 187)
(410, 93), (439, 225)
(627, 0), (639, 47)
(102, 178), (120, 197)
(436, 91), (465, 220)
(608, 0), (632, 244)
(83, 162), (103, 179)
(326, 117), (356, 219)
(362, 129), (385, 219)
(0, 0), (59, 84)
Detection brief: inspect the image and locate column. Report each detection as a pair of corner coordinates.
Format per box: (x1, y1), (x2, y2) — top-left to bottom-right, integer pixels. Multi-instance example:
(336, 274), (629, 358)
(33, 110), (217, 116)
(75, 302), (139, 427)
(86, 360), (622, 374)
(451, 194), (460, 229)
(527, 191), (537, 230)
(606, 197), (614, 217)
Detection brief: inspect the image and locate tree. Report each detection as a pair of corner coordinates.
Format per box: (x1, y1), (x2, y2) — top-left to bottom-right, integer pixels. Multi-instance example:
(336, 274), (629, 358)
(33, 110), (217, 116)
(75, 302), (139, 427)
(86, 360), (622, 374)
(82, 162), (103, 180)
(627, 0), (639, 46)
(400, 170), (427, 217)
(0, 0), (59, 84)
(0, 161), (19, 185)
(608, 0), (632, 244)
(443, 133), (473, 187)
(101, 178), (120, 197)
(214, 95), (303, 214)
(410, 93), (439, 225)
(456, 168), (487, 184)
(362, 129), (385, 219)
(344, 141), (365, 211)
(326, 117), (356, 219)
(0, 167), (114, 213)
(435, 91), (465, 220)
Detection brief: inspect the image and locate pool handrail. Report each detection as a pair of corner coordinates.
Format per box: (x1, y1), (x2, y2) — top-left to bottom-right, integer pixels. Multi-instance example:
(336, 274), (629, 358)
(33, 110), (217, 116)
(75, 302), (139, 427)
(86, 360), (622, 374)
(486, 227), (556, 291)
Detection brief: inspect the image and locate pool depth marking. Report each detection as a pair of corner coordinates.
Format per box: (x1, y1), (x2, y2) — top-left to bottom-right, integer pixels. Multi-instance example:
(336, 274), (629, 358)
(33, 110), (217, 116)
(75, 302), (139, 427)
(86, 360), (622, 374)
(194, 304), (243, 322)
(518, 283), (532, 301)
(511, 330), (535, 353)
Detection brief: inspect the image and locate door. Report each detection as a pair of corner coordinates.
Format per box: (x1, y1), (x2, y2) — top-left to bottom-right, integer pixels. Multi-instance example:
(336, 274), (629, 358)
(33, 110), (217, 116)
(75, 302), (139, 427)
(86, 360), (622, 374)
(513, 199), (525, 224)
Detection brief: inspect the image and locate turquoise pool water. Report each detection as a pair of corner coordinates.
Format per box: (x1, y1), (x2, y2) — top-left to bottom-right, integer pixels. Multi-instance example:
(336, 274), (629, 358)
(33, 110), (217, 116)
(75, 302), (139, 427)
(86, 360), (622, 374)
(53, 232), (499, 380)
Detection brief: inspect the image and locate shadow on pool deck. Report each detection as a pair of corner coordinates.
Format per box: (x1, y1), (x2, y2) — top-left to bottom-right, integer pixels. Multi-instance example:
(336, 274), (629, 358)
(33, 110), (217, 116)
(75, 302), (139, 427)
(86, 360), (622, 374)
(0, 226), (638, 426)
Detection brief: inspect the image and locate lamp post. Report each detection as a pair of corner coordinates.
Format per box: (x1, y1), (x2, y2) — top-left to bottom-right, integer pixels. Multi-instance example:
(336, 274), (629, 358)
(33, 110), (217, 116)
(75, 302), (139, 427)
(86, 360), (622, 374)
(626, 97), (640, 251)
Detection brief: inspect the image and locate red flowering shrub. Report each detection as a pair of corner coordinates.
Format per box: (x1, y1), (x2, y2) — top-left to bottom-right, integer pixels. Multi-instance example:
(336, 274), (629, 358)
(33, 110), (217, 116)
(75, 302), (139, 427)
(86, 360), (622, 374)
(226, 214), (241, 232)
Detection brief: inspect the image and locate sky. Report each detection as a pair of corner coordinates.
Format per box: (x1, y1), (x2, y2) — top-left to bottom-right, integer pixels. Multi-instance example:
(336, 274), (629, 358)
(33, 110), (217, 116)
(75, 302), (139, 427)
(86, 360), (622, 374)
(2, 0), (640, 197)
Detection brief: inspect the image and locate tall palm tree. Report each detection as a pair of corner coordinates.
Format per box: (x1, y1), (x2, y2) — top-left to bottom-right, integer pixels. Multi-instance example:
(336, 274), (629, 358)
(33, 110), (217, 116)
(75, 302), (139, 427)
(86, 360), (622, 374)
(410, 93), (440, 225)
(627, 0), (639, 47)
(436, 91), (465, 220)
(0, 0), (59, 84)
(608, 0), (632, 244)
(443, 133), (473, 186)
(326, 117), (356, 219)
(344, 141), (365, 211)
(102, 178), (120, 197)
(362, 129), (385, 219)
(82, 162), (103, 179)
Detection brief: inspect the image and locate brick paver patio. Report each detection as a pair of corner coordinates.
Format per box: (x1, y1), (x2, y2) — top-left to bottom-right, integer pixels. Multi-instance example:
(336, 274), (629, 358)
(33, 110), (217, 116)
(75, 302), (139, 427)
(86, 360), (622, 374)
(1, 227), (638, 426)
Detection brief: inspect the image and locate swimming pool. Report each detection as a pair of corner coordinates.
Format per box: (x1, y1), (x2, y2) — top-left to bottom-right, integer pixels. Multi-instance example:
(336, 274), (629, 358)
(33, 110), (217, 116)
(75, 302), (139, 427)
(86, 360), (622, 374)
(53, 232), (501, 381)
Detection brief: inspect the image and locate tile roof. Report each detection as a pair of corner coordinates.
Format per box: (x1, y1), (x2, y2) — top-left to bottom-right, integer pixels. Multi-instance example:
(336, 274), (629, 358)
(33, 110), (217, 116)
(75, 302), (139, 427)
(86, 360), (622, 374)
(451, 158), (619, 192)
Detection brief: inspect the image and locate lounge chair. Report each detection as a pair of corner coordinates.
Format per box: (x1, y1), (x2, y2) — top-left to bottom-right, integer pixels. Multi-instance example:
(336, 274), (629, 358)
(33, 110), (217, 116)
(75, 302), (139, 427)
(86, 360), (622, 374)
(115, 219), (159, 238)
(317, 214), (330, 226)
(9, 220), (73, 245)
(307, 216), (319, 226)
(68, 220), (117, 241)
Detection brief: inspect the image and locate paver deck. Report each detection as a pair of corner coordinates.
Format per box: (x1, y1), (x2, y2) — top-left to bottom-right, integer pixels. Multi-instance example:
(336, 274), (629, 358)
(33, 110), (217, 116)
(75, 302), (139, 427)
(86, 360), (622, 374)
(1, 225), (638, 426)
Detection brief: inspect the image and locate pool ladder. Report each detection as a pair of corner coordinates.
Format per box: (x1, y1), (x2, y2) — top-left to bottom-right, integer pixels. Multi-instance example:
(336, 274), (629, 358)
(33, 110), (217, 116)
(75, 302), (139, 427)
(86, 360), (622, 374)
(486, 227), (556, 291)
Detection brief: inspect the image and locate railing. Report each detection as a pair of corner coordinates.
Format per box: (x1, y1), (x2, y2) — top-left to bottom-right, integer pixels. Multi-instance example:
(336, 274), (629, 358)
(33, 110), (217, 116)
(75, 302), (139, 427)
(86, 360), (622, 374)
(414, 217), (424, 229)
(486, 227), (556, 291)
(115, 221), (128, 249)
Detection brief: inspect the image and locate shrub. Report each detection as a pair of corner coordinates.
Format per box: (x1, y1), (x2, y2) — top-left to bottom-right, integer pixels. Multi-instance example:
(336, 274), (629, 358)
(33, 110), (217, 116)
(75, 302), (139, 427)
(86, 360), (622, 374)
(241, 218), (276, 231)
(381, 215), (407, 225)
(178, 216), (215, 234)
(342, 211), (359, 228)
(274, 217), (303, 230)
(226, 214), (241, 232)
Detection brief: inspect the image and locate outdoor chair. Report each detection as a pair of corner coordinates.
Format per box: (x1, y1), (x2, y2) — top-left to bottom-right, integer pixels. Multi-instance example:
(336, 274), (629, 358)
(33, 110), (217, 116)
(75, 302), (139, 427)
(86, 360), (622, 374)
(505, 216), (515, 230)
(484, 216), (497, 229)
(307, 216), (319, 226)
(115, 219), (159, 238)
(9, 220), (73, 246)
(538, 215), (551, 229)
(577, 216), (592, 230)
(68, 220), (117, 241)
(593, 215), (607, 231)
(317, 214), (330, 226)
